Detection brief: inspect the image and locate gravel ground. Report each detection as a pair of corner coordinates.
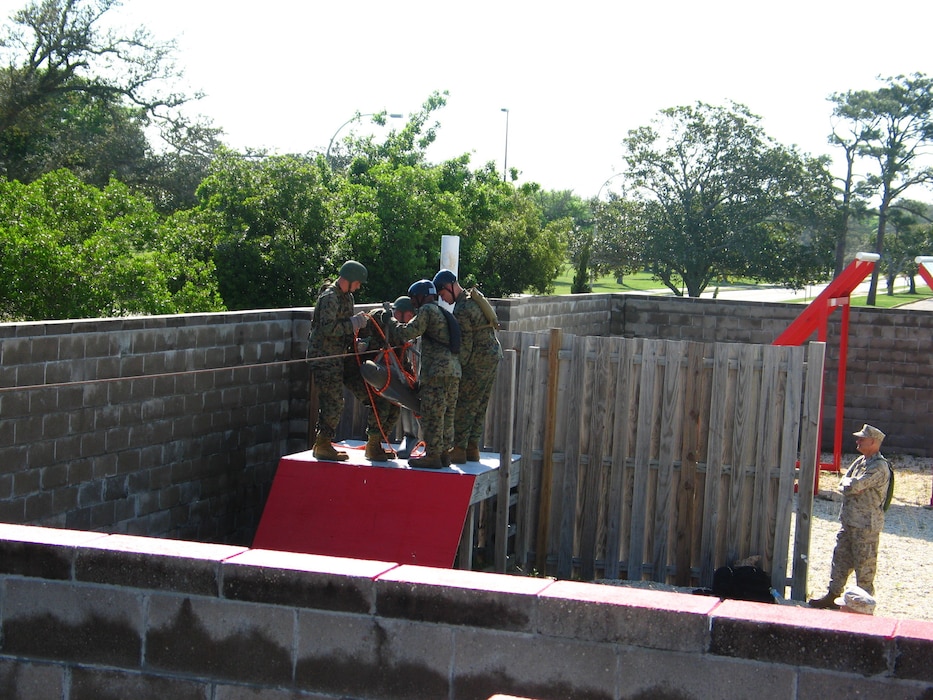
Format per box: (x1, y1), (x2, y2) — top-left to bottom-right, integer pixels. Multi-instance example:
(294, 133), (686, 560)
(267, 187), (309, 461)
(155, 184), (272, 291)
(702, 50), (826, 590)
(802, 452), (933, 621)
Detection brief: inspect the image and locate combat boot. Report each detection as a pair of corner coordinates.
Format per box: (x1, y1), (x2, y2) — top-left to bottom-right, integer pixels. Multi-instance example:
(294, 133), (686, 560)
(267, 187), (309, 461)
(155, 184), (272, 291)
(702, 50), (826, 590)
(313, 435), (349, 461)
(447, 446), (467, 464)
(466, 441), (481, 462)
(365, 434), (395, 461)
(808, 593), (839, 610)
(408, 453), (444, 470)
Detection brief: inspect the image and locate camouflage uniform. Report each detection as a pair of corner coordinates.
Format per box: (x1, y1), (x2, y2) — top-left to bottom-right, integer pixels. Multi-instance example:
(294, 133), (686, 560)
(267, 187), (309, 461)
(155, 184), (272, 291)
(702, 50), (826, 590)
(388, 302), (460, 455)
(451, 289), (502, 449)
(827, 452), (891, 596)
(307, 284), (396, 439)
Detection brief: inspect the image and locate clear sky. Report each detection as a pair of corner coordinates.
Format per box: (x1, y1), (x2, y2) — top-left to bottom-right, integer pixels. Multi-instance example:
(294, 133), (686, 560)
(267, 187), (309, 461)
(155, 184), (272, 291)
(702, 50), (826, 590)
(4, 0), (933, 197)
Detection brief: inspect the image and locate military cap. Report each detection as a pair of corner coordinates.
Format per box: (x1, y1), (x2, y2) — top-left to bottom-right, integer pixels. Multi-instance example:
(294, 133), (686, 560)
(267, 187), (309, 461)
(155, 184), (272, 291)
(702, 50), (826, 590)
(853, 424), (885, 441)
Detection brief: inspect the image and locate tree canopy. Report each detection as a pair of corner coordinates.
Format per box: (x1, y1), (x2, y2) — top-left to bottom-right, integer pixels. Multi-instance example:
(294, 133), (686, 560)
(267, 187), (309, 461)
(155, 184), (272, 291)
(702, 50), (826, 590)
(0, 0), (220, 207)
(0, 169), (222, 320)
(594, 102), (837, 297)
(829, 73), (933, 304)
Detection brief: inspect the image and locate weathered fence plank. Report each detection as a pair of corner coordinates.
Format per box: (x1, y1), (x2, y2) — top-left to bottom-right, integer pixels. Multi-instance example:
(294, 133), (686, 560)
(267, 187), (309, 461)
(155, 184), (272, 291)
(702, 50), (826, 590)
(396, 330), (822, 597)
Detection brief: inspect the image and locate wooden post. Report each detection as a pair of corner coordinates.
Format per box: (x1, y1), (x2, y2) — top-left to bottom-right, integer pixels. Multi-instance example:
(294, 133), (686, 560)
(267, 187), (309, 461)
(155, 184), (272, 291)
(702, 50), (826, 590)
(791, 341), (826, 600)
(495, 349), (516, 572)
(535, 328), (562, 574)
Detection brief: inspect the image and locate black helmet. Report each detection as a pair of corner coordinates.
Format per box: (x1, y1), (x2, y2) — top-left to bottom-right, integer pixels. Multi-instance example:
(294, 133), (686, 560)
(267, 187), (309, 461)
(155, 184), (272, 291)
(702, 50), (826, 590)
(339, 260), (368, 284)
(432, 268), (457, 289)
(408, 279), (436, 299)
(392, 295), (414, 313)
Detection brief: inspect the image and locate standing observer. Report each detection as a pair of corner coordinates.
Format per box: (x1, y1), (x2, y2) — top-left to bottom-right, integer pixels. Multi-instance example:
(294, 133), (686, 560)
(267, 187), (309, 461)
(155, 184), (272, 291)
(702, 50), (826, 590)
(809, 424), (893, 609)
(433, 269), (502, 463)
(307, 260), (396, 462)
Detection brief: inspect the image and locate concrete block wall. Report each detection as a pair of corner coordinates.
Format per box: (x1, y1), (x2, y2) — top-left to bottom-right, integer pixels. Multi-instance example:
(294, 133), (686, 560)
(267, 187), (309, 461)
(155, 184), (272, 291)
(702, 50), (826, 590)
(492, 293), (933, 457)
(0, 522), (930, 700)
(0, 310), (313, 544)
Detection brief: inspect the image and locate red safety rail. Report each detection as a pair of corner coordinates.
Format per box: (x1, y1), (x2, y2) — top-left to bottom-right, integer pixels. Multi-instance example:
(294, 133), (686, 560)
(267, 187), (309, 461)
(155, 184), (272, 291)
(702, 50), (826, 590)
(773, 253), (879, 493)
(918, 256), (933, 291)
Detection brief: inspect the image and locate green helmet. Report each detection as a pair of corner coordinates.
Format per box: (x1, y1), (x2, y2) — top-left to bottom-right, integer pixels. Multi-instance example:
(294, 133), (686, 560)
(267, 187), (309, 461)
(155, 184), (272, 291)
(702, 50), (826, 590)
(339, 260), (368, 284)
(392, 296), (414, 313)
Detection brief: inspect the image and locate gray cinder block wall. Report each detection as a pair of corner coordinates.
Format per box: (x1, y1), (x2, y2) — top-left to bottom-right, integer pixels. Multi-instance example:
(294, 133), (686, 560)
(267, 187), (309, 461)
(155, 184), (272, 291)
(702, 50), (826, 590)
(0, 310), (313, 543)
(0, 293), (928, 549)
(0, 523), (930, 700)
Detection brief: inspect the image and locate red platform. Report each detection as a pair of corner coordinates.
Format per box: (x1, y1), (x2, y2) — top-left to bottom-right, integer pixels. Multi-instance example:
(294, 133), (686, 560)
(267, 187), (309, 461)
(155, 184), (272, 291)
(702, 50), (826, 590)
(253, 442), (517, 568)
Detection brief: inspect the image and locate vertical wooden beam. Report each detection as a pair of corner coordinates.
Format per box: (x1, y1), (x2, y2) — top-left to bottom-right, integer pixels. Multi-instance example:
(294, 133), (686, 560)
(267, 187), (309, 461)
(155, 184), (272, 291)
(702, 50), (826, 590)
(495, 349), (517, 572)
(535, 328), (562, 574)
(791, 341), (826, 601)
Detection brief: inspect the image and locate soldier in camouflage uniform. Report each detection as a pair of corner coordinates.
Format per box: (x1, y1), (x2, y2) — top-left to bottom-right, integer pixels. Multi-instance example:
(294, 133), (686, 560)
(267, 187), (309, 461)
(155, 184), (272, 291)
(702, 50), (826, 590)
(433, 269), (502, 463)
(307, 260), (397, 462)
(387, 279), (460, 469)
(809, 424), (892, 609)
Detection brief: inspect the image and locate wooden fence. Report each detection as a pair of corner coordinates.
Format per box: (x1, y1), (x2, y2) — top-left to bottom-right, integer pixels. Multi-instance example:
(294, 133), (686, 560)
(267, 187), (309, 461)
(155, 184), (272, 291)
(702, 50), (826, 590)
(481, 330), (826, 599)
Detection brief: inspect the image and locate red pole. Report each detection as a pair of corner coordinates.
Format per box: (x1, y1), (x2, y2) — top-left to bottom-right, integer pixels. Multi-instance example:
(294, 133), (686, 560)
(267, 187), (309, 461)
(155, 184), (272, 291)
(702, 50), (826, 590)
(835, 299), (851, 473)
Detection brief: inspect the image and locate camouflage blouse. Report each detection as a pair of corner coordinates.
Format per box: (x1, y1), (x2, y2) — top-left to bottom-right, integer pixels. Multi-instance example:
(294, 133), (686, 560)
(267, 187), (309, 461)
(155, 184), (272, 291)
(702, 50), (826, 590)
(453, 290), (502, 367)
(388, 302), (461, 381)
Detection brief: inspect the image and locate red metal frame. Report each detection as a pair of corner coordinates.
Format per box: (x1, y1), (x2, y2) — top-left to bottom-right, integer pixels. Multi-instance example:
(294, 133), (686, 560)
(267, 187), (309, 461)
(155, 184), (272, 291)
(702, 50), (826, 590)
(773, 253), (879, 492)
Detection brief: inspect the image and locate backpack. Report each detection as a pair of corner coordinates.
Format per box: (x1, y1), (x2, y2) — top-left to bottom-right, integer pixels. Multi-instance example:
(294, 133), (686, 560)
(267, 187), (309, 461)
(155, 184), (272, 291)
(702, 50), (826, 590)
(438, 306), (461, 354)
(468, 286), (500, 330)
(882, 459), (895, 512)
(712, 565), (775, 603)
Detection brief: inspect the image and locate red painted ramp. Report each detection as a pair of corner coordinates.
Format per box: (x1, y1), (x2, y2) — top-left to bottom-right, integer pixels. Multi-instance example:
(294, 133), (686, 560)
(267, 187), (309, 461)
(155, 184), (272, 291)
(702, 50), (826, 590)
(253, 448), (477, 568)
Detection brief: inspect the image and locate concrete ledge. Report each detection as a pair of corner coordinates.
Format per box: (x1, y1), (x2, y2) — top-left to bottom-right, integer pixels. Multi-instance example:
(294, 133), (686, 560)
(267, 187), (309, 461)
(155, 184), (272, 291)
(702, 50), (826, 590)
(223, 548), (398, 613)
(538, 579), (718, 652)
(376, 564), (553, 631)
(2, 524), (933, 699)
(893, 619), (933, 682)
(711, 599), (897, 674)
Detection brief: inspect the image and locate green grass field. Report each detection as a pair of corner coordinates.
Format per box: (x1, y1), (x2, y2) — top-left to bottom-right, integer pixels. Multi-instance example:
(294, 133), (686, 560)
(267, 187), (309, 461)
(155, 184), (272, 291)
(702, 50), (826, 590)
(551, 265), (933, 308)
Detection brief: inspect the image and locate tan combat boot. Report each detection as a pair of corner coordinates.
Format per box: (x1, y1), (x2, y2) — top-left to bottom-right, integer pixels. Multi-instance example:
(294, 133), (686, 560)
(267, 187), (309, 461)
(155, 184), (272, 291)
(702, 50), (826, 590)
(466, 441), (481, 462)
(447, 446), (467, 464)
(313, 435), (349, 461)
(408, 453), (444, 469)
(365, 434), (395, 461)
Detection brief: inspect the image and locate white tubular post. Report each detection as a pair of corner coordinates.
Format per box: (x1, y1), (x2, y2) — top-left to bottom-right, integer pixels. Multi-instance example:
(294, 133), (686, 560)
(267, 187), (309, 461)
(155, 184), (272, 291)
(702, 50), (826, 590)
(440, 236), (460, 277)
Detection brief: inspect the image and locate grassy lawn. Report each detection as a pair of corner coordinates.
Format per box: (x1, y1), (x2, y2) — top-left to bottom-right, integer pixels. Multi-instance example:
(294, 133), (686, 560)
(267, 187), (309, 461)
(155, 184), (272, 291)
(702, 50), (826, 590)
(847, 289), (933, 308)
(552, 266), (786, 295)
(550, 264), (933, 308)
(551, 266), (663, 294)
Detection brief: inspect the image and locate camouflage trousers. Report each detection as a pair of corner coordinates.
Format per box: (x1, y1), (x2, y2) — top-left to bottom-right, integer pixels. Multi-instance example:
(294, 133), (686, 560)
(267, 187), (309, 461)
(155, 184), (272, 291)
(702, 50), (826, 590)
(453, 354), (499, 448)
(312, 356), (400, 439)
(828, 525), (881, 596)
(417, 376), (459, 455)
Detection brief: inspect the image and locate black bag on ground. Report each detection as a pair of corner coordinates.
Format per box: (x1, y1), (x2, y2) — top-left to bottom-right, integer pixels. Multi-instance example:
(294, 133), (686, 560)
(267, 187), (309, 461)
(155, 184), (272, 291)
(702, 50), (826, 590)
(712, 565), (774, 603)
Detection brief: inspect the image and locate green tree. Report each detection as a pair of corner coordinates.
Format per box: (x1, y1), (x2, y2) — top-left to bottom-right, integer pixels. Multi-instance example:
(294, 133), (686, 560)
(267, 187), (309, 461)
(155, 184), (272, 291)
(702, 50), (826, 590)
(0, 169), (222, 320)
(196, 150), (331, 310)
(329, 93), (566, 301)
(533, 189), (591, 293)
(612, 101), (836, 297)
(882, 201), (933, 294)
(328, 157), (464, 303)
(829, 73), (933, 304)
(0, 0), (218, 207)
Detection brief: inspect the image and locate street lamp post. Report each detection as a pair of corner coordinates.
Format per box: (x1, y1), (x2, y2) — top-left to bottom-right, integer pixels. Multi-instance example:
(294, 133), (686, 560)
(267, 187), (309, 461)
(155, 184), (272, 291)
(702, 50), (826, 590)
(326, 112), (403, 164)
(501, 108), (509, 181)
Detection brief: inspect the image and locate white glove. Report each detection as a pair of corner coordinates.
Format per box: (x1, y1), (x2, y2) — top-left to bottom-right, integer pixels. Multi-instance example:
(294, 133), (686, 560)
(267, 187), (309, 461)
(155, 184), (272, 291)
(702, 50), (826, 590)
(350, 312), (367, 332)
